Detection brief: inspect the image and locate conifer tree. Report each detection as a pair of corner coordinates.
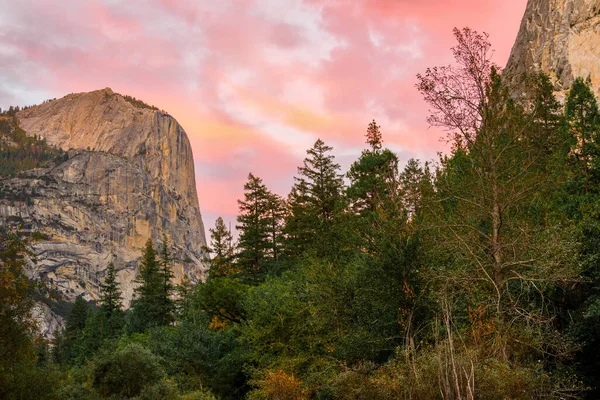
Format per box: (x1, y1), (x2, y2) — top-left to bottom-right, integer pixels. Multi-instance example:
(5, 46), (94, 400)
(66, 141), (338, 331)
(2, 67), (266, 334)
(283, 139), (344, 257)
(266, 192), (285, 263)
(0, 230), (39, 388)
(206, 217), (236, 279)
(236, 173), (282, 282)
(347, 121), (399, 217)
(283, 180), (313, 257)
(159, 234), (175, 325)
(65, 295), (89, 340)
(53, 295), (88, 365)
(298, 139), (344, 223)
(98, 262), (125, 340)
(99, 262), (122, 315)
(129, 239), (173, 331)
(565, 77), (600, 195)
(366, 119), (383, 151)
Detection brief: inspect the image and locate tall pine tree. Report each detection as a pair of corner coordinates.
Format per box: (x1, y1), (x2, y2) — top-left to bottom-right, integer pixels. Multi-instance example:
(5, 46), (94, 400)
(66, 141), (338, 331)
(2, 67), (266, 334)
(53, 295), (88, 365)
(205, 217), (236, 279)
(159, 234), (175, 325)
(236, 173), (283, 283)
(128, 239), (174, 332)
(565, 77), (600, 196)
(283, 139), (345, 258)
(347, 120), (400, 218)
(99, 263), (122, 315)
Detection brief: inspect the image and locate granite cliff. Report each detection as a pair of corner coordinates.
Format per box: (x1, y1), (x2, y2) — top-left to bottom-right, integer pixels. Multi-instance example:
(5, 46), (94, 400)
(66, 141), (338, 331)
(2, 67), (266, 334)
(505, 0), (600, 100)
(0, 88), (208, 329)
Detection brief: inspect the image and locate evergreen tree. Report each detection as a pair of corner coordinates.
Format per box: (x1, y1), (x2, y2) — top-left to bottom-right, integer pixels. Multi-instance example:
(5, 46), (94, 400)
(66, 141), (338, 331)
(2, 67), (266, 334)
(0, 231), (36, 393)
(53, 295), (89, 365)
(66, 295), (90, 334)
(74, 308), (107, 365)
(297, 139), (344, 223)
(366, 119), (383, 151)
(99, 263), (122, 315)
(159, 235), (175, 325)
(282, 180), (313, 258)
(129, 239), (173, 332)
(0, 231), (34, 363)
(205, 217), (236, 279)
(98, 262), (124, 340)
(266, 192), (285, 264)
(236, 173), (282, 283)
(347, 121), (400, 218)
(175, 274), (193, 317)
(563, 79), (600, 392)
(565, 77), (600, 195)
(283, 139), (345, 258)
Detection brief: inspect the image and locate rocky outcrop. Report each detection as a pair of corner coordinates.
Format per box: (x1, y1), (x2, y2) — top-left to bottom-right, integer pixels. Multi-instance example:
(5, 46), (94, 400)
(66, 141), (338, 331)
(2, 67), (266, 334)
(0, 88), (208, 319)
(32, 302), (64, 339)
(505, 0), (600, 100)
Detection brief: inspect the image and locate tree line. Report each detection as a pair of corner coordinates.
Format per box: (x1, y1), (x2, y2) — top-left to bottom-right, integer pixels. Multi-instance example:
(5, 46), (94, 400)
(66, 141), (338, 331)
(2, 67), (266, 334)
(0, 110), (67, 178)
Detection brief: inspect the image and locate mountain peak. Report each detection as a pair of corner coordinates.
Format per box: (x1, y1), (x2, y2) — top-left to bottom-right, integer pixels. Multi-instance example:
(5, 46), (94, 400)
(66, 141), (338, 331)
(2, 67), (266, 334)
(2, 89), (208, 322)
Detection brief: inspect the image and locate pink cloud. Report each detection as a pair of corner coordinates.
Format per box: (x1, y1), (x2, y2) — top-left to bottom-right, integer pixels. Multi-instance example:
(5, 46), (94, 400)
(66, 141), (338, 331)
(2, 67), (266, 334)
(0, 0), (527, 232)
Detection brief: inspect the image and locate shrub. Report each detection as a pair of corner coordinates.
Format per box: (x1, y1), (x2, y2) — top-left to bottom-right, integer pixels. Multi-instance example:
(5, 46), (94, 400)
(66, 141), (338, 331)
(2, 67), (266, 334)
(249, 369), (308, 400)
(90, 343), (164, 398)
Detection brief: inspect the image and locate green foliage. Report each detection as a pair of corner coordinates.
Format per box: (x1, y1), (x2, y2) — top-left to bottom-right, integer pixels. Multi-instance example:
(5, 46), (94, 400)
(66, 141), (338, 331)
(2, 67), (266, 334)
(89, 343), (164, 398)
(189, 276), (248, 325)
(0, 230), (60, 399)
(122, 95), (159, 111)
(0, 114), (66, 177)
(99, 262), (123, 316)
(204, 217), (236, 279)
(283, 139), (346, 260)
(147, 317), (247, 399)
(53, 295), (90, 365)
(129, 239), (175, 332)
(565, 77), (600, 196)
(236, 173), (285, 283)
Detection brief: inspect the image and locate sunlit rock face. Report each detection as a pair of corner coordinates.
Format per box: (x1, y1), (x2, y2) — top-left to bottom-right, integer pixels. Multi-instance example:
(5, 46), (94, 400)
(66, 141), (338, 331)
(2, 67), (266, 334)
(505, 0), (600, 100)
(0, 89), (208, 322)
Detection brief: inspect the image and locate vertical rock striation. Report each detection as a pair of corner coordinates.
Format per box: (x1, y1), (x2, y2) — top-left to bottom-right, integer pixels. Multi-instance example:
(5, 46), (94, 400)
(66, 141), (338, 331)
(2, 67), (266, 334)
(505, 0), (600, 100)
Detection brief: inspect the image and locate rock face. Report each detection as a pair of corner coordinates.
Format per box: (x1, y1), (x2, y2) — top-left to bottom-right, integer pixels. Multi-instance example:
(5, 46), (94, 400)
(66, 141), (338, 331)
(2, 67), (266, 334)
(0, 88), (208, 316)
(505, 0), (600, 100)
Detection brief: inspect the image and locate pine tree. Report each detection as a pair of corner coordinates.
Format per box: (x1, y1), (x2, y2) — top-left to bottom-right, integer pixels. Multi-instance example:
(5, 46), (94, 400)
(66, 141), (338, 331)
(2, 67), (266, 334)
(283, 180), (313, 257)
(297, 139), (344, 223)
(347, 121), (399, 217)
(205, 217), (236, 279)
(99, 262), (122, 315)
(236, 173), (282, 282)
(158, 234), (175, 325)
(53, 295), (89, 365)
(129, 239), (170, 332)
(65, 295), (89, 339)
(0, 230), (37, 380)
(366, 119), (383, 151)
(175, 274), (193, 316)
(283, 139), (344, 257)
(565, 77), (600, 195)
(266, 192), (285, 263)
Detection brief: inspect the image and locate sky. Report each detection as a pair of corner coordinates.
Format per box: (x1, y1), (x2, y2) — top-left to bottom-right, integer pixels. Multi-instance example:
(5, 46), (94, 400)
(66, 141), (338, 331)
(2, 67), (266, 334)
(0, 0), (527, 235)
